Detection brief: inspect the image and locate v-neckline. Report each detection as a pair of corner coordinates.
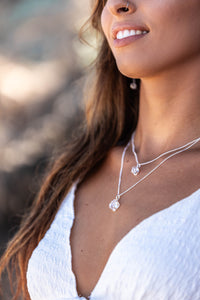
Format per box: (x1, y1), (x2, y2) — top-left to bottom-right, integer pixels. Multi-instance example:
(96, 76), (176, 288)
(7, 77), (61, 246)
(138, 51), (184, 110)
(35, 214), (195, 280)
(68, 182), (200, 299)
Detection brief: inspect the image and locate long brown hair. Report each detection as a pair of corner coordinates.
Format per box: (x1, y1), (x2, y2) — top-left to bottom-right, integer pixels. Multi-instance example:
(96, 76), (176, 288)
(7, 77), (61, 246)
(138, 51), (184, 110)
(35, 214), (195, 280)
(0, 1), (139, 299)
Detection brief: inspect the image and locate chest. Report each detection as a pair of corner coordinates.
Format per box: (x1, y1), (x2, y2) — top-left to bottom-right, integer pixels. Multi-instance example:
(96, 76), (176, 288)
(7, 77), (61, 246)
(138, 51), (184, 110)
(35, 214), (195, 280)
(27, 182), (200, 300)
(70, 157), (200, 298)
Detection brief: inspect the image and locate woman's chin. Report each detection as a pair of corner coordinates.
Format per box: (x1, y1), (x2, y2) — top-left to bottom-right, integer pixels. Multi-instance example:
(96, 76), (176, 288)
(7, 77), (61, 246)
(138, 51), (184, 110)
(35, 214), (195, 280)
(116, 60), (163, 80)
(116, 60), (147, 79)
(117, 65), (142, 79)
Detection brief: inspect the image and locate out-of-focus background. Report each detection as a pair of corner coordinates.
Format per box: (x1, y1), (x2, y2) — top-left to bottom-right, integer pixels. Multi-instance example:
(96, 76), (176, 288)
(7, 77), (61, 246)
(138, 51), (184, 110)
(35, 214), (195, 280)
(0, 0), (96, 294)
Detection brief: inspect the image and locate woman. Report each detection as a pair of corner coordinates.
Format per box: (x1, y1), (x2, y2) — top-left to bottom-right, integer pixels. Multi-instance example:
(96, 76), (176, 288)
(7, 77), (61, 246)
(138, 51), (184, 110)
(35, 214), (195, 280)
(1, 0), (200, 299)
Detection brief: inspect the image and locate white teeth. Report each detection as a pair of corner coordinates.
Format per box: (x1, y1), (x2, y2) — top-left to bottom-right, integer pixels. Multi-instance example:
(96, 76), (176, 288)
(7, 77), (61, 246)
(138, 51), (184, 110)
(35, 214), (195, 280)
(117, 31), (123, 39)
(123, 29), (130, 38)
(116, 29), (148, 40)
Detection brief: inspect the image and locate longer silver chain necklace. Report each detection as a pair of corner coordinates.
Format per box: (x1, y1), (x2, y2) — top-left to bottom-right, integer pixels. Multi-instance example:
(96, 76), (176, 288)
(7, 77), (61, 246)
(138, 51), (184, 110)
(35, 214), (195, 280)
(109, 135), (200, 212)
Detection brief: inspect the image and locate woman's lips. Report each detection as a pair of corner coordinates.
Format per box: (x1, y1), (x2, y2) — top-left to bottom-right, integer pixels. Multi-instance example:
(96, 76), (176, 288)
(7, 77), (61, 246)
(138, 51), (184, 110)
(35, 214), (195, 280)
(112, 24), (149, 48)
(113, 31), (149, 48)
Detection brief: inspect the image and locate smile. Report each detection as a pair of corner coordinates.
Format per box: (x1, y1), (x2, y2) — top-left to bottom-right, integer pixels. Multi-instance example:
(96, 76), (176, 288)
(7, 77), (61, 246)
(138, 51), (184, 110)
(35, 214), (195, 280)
(116, 29), (148, 40)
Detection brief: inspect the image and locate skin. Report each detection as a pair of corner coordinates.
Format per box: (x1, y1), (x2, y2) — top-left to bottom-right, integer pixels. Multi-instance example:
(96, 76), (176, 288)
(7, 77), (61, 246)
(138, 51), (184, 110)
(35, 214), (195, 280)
(70, 0), (200, 298)
(101, 0), (200, 151)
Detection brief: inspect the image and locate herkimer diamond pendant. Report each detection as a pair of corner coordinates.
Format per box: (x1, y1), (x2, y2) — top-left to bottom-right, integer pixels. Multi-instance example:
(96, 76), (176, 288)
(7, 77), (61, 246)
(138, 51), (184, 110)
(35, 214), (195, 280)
(131, 165), (140, 176)
(109, 195), (120, 212)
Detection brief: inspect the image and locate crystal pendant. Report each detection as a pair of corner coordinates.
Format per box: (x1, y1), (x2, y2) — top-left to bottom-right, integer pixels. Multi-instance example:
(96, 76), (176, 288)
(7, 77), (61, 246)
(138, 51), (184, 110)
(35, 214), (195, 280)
(131, 165), (140, 176)
(109, 195), (120, 212)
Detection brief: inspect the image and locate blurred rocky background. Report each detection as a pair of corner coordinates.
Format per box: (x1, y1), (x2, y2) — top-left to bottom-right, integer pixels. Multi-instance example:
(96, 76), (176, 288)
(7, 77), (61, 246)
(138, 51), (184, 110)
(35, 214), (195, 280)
(0, 1), (96, 296)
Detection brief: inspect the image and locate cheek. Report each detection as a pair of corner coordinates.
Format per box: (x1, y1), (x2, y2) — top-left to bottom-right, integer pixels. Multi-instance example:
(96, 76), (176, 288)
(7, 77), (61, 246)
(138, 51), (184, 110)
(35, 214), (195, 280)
(128, 2), (200, 77)
(152, 2), (200, 60)
(100, 0), (200, 79)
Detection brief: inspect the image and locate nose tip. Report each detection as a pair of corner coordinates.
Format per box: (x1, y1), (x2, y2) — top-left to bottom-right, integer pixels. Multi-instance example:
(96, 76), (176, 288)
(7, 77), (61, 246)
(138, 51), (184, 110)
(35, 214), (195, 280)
(107, 0), (135, 16)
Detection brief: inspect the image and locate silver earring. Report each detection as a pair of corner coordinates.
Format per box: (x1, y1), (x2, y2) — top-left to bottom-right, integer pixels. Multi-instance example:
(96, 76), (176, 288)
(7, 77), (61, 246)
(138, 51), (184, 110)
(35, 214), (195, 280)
(130, 78), (137, 90)
(126, 1), (129, 10)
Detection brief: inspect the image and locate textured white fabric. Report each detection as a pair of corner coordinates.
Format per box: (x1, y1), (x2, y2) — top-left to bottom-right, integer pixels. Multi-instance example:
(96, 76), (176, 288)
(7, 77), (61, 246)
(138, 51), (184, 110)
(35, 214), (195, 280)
(27, 183), (200, 300)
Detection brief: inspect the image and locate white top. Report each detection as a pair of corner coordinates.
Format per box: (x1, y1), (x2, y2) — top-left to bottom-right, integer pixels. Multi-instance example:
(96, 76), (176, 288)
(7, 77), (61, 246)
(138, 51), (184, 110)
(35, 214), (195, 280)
(27, 183), (200, 300)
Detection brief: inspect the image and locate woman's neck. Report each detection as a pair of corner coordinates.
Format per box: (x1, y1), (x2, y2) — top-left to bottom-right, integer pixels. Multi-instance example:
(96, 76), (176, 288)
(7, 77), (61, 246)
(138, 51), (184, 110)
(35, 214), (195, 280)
(135, 61), (200, 156)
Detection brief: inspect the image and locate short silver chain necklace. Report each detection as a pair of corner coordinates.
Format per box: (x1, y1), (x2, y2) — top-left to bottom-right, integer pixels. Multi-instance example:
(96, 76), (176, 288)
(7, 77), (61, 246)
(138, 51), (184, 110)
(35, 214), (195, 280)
(109, 134), (200, 212)
(131, 133), (200, 176)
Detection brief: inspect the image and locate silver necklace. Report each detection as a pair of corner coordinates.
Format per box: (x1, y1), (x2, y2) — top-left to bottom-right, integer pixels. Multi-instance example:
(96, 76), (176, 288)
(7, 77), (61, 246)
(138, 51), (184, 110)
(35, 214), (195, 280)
(109, 136), (200, 212)
(131, 133), (200, 176)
